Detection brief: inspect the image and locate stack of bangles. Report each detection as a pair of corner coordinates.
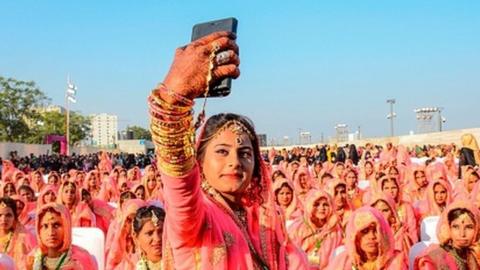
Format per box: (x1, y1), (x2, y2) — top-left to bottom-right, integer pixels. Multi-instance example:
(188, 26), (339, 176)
(148, 83), (196, 177)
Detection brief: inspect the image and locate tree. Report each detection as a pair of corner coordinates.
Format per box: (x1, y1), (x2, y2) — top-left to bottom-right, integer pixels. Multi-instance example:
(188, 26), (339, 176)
(0, 76), (49, 142)
(28, 110), (91, 145)
(127, 125), (152, 140)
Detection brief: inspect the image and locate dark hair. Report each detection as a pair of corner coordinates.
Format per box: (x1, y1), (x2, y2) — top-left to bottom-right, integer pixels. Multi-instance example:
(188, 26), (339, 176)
(133, 205), (166, 234)
(119, 191), (136, 207)
(134, 185), (145, 193)
(196, 113), (264, 206)
(2, 183), (16, 197)
(381, 177), (399, 190)
(18, 185), (35, 195)
(274, 182), (293, 197)
(0, 197), (18, 219)
(448, 208), (475, 226)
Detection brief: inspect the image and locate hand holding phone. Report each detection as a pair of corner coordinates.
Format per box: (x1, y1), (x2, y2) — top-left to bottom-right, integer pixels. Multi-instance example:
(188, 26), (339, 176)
(162, 19), (239, 101)
(191, 18), (238, 98)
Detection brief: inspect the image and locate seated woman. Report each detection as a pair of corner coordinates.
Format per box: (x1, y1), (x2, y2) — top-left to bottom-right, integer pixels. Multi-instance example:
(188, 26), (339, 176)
(288, 190), (342, 270)
(26, 203), (97, 270)
(1, 182), (16, 197)
(416, 179), (452, 222)
(56, 181), (95, 227)
(80, 188), (114, 235)
(10, 194), (35, 228)
(106, 199), (146, 270)
(294, 167), (313, 201)
(31, 170), (46, 193)
(141, 165), (159, 201)
(37, 185), (57, 210)
(273, 177), (302, 229)
(414, 200), (480, 269)
(359, 160), (376, 183)
(454, 169), (480, 199)
(369, 192), (412, 259)
(84, 171), (101, 199)
(325, 179), (352, 232)
(0, 197), (36, 269)
(149, 31), (308, 269)
(326, 206), (406, 270)
(404, 165), (429, 203)
(105, 191), (137, 258)
(132, 183), (147, 201)
(345, 168), (364, 209)
(380, 176), (418, 243)
(132, 205), (166, 270)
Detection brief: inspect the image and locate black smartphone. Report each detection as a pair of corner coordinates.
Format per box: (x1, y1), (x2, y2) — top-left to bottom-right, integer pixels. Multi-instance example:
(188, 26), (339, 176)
(191, 17), (238, 98)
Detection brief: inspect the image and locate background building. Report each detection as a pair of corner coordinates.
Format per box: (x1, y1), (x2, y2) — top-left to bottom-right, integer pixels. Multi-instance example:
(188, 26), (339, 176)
(91, 113), (118, 147)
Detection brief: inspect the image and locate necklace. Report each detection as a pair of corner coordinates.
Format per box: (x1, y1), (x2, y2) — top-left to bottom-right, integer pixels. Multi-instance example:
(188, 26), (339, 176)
(205, 189), (270, 270)
(444, 245), (467, 269)
(136, 256), (162, 270)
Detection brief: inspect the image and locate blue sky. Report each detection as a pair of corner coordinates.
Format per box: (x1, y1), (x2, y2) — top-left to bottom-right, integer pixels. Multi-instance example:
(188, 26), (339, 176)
(1, 1), (479, 144)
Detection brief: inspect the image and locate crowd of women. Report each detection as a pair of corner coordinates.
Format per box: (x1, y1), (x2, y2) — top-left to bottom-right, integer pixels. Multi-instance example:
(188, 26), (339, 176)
(1, 31), (480, 269)
(1, 132), (479, 269)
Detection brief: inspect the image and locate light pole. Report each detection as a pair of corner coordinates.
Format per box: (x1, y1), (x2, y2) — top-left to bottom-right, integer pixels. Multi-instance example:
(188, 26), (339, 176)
(438, 107), (444, 132)
(414, 107), (444, 133)
(386, 99), (396, 137)
(65, 76), (77, 155)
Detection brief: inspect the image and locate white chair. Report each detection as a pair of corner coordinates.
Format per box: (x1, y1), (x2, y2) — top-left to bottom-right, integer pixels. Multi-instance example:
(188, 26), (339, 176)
(357, 180), (370, 190)
(420, 216), (440, 243)
(408, 241), (432, 270)
(0, 253), (15, 270)
(72, 227), (105, 270)
(330, 245), (346, 261)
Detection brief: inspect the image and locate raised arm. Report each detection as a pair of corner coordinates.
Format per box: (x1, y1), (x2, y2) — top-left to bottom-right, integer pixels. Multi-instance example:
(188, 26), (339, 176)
(148, 31), (239, 241)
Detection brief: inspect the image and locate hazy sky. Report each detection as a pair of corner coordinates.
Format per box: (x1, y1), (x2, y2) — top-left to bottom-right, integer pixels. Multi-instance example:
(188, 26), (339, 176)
(1, 1), (479, 144)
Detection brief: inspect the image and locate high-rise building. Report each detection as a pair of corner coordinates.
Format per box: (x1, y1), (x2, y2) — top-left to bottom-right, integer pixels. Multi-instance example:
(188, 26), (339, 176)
(91, 113), (118, 146)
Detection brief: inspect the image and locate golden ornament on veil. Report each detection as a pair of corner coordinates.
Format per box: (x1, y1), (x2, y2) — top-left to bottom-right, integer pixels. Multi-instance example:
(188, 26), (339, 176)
(151, 210), (160, 226)
(0, 201), (7, 209)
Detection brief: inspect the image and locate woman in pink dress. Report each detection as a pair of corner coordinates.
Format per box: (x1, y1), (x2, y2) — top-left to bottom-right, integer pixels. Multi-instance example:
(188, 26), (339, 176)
(325, 179), (352, 233)
(132, 205), (166, 270)
(379, 176), (418, 243)
(0, 197), (36, 269)
(56, 181), (95, 228)
(414, 200), (480, 269)
(132, 183), (146, 201)
(272, 178), (302, 229)
(344, 168), (364, 209)
(149, 31), (308, 269)
(416, 179), (452, 222)
(26, 203), (97, 270)
(294, 167), (313, 201)
(106, 199), (146, 270)
(141, 165), (159, 200)
(288, 189), (342, 269)
(368, 192), (413, 259)
(37, 185), (58, 210)
(83, 171), (101, 199)
(326, 206), (407, 270)
(359, 160), (376, 183)
(404, 165), (429, 203)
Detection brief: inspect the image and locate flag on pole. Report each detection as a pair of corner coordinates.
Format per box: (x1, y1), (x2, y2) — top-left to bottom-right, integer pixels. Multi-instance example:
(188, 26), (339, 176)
(67, 96), (77, 103)
(66, 78), (77, 104)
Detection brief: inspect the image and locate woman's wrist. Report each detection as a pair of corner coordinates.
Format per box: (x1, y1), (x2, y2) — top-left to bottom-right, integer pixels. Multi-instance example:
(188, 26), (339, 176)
(149, 85), (196, 177)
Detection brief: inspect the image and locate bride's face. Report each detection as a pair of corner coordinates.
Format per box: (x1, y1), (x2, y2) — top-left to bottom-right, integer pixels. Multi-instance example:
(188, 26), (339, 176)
(202, 129), (255, 200)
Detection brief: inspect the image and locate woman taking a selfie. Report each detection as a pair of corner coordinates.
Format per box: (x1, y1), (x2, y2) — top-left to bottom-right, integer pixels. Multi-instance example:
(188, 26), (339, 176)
(149, 31), (307, 269)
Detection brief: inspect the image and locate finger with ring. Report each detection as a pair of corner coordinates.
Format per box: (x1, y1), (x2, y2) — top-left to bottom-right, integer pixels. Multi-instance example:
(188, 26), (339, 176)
(215, 51), (231, 65)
